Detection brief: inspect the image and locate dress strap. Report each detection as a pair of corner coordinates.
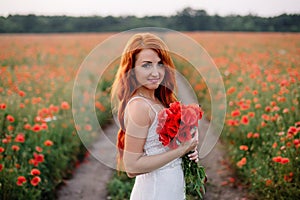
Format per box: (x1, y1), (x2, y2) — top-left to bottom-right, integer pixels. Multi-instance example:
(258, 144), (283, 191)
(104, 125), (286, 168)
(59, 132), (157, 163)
(126, 96), (158, 114)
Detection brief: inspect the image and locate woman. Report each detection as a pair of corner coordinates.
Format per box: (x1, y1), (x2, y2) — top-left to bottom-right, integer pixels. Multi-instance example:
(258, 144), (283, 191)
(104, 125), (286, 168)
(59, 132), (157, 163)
(111, 33), (199, 200)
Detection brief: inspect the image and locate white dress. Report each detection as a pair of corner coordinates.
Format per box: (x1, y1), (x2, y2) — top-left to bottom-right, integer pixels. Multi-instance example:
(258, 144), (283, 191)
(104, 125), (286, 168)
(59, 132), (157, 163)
(126, 96), (185, 200)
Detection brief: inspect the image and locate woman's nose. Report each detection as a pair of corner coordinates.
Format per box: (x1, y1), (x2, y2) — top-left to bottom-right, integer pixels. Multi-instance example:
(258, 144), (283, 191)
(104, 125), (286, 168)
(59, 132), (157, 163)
(151, 66), (159, 76)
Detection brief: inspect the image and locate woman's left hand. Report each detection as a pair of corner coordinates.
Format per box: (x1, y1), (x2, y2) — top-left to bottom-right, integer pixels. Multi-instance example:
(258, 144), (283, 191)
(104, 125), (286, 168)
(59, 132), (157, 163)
(188, 147), (199, 163)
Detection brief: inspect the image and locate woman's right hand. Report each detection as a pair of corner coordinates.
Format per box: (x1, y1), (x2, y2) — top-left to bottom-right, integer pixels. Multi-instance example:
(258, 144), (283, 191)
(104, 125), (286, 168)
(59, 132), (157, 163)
(179, 129), (199, 156)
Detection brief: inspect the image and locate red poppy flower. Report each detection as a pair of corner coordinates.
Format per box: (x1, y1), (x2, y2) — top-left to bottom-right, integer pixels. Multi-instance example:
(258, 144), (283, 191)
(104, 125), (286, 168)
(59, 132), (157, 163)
(30, 168), (41, 176)
(241, 115), (249, 125)
(12, 145), (20, 151)
(32, 124), (41, 132)
(281, 158), (290, 164)
(15, 133), (25, 143)
(44, 140), (53, 146)
(231, 110), (241, 117)
(6, 115), (15, 123)
(31, 176), (41, 186)
(17, 176), (27, 186)
(0, 103), (6, 110)
(24, 123), (31, 130)
(61, 101), (70, 110)
(239, 145), (249, 151)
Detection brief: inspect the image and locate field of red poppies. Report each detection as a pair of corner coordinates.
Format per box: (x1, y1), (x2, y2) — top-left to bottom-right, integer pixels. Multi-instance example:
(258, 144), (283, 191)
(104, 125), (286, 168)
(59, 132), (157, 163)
(0, 32), (299, 199)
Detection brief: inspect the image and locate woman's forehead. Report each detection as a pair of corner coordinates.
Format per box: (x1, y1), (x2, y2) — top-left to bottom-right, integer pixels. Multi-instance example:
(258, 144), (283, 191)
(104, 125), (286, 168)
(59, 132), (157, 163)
(135, 49), (161, 62)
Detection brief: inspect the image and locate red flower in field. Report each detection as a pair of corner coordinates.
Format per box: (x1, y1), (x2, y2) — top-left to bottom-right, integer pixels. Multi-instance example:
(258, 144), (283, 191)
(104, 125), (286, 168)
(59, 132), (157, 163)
(31, 176), (41, 186)
(15, 133), (25, 143)
(34, 152), (44, 163)
(44, 140), (53, 146)
(0, 147), (4, 153)
(282, 108), (289, 113)
(265, 179), (272, 186)
(0, 164), (3, 171)
(272, 106), (280, 112)
(95, 101), (106, 112)
(2, 138), (9, 144)
(239, 145), (249, 151)
(293, 139), (299, 148)
(227, 86), (236, 94)
(231, 110), (240, 117)
(49, 104), (59, 113)
(30, 152), (44, 167)
(261, 114), (270, 121)
(255, 104), (261, 109)
(18, 90), (26, 97)
(284, 174), (293, 182)
(240, 104), (250, 110)
(30, 168), (41, 176)
(0, 103), (6, 110)
(32, 124), (41, 132)
(6, 115), (15, 123)
(261, 121), (267, 127)
(85, 124), (92, 131)
(61, 101), (70, 110)
(17, 176), (27, 186)
(281, 157), (289, 164)
(35, 146), (43, 152)
(241, 115), (249, 125)
(252, 90), (258, 95)
(24, 123), (31, 130)
(19, 103), (25, 108)
(288, 126), (298, 135)
(265, 106), (271, 112)
(236, 157), (247, 168)
(7, 125), (15, 131)
(272, 156), (282, 163)
(227, 119), (239, 126)
(272, 142), (278, 148)
(40, 123), (48, 130)
(12, 145), (20, 151)
(253, 133), (260, 138)
(247, 132), (253, 138)
(248, 112), (255, 118)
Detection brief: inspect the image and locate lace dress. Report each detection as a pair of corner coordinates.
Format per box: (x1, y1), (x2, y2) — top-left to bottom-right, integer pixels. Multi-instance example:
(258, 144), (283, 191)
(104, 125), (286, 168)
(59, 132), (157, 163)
(126, 96), (185, 200)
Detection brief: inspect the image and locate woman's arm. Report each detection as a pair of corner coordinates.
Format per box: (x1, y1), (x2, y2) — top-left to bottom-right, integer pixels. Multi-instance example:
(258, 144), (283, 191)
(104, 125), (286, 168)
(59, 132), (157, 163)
(123, 99), (198, 177)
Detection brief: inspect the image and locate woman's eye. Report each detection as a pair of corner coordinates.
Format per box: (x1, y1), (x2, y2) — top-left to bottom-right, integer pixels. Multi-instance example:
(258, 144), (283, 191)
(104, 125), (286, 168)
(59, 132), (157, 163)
(142, 63), (152, 68)
(157, 63), (164, 67)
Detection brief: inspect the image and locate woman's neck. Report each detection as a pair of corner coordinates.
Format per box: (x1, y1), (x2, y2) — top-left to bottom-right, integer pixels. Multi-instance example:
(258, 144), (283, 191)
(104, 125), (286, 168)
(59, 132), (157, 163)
(135, 88), (156, 101)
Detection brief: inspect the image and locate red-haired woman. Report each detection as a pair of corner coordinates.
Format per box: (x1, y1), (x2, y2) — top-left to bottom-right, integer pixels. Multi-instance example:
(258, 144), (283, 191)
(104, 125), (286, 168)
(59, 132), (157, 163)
(111, 33), (199, 200)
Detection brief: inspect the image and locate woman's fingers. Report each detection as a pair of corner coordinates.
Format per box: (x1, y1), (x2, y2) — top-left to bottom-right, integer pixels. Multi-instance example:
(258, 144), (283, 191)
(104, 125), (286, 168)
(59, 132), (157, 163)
(188, 148), (199, 162)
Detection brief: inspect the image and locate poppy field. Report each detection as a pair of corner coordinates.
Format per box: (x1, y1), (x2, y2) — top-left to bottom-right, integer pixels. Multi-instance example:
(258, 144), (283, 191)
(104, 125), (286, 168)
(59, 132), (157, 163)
(0, 32), (299, 199)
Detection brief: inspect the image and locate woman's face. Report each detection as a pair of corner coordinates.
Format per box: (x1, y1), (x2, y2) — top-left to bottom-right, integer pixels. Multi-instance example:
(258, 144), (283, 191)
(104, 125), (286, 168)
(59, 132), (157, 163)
(134, 48), (166, 90)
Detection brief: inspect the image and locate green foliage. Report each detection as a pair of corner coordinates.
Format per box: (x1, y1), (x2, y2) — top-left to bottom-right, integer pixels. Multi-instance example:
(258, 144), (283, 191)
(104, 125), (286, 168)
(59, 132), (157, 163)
(107, 172), (135, 200)
(0, 8), (299, 33)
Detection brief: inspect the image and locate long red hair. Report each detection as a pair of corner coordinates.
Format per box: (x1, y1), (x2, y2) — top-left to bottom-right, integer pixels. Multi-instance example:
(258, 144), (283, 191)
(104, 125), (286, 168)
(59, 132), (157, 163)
(111, 33), (177, 170)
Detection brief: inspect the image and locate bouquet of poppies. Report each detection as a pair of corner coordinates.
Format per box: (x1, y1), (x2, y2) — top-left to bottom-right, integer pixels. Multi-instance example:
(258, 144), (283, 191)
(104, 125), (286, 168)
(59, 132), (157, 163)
(156, 101), (206, 199)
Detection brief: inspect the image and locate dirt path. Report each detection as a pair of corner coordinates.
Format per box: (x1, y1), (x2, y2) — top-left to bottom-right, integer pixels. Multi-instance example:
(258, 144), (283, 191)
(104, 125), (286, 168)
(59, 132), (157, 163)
(56, 122), (118, 200)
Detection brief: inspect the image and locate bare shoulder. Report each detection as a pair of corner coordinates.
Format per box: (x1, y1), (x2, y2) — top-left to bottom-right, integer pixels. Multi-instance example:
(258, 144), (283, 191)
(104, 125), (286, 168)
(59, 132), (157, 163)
(125, 97), (152, 128)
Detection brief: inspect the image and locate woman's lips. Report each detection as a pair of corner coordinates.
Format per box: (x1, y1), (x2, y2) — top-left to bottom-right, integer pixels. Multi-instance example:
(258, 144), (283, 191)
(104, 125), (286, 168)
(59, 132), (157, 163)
(148, 78), (160, 84)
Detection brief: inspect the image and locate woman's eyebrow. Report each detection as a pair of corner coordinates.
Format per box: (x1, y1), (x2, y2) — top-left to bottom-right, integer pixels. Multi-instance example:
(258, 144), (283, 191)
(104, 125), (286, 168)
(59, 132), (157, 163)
(142, 61), (152, 63)
(141, 60), (162, 63)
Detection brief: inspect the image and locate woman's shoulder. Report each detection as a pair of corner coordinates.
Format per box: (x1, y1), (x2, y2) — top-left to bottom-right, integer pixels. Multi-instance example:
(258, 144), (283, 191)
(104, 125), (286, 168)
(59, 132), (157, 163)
(127, 96), (151, 111)
(125, 96), (153, 125)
